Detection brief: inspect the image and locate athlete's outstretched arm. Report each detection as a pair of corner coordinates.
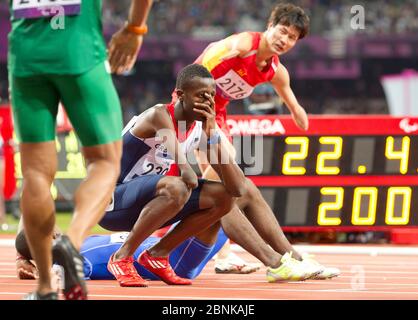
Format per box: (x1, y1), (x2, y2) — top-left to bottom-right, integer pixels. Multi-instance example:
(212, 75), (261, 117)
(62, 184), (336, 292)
(108, 0), (154, 74)
(270, 63), (309, 131)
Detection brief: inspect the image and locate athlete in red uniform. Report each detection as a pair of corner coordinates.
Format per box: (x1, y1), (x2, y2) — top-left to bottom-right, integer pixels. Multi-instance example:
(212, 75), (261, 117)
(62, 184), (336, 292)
(181, 4), (339, 279)
(195, 5), (308, 137)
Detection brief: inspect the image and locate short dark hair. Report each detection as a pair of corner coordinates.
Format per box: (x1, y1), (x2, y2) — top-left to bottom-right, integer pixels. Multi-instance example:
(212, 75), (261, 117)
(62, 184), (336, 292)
(268, 3), (310, 39)
(15, 230), (32, 260)
(175, 64), (213, 90)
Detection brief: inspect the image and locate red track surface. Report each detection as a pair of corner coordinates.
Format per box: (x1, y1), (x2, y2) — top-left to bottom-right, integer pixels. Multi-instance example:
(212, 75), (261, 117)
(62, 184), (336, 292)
(1, 237), (418, 300)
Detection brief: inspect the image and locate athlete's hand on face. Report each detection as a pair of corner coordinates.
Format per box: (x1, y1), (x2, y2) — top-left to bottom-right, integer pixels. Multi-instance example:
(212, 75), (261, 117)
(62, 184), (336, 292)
(291, 106), (309, 131)
(108, 28), (144, 74)
(181, 168), (198, 189)
(195, 93), (217, 137)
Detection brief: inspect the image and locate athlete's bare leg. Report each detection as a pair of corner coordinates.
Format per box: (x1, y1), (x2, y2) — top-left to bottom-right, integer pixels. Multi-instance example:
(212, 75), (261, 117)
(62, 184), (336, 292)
(193, 221), (222, 246)
(67, 140), (122, 249)
(220, 207), (282, 268)
(215, 240), (231, 260)
(19, 142), (57, 295)
(236, 178), (302, 260)
(19, 140), (122, 295)
(148, 181), (234, 256)
(195, 147), (235, 261)
(113, 176), (192, 260)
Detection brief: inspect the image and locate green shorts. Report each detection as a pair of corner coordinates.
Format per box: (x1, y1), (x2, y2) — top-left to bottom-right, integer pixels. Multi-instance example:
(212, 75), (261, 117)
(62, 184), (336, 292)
(9, 61), (123, 147)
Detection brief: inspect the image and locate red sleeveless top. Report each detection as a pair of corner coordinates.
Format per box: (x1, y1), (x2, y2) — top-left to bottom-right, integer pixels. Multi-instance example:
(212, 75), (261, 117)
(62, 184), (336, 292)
(196, 32), (279, 124)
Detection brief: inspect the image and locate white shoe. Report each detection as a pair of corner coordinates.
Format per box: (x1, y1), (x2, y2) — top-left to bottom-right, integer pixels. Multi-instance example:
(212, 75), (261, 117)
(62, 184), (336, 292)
(301, 254), (341, 280)
(214, 252), (262, 274)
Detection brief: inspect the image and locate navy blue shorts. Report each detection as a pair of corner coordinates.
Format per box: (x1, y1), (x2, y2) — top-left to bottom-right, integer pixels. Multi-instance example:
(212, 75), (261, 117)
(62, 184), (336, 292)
(99, 175), (205, 231)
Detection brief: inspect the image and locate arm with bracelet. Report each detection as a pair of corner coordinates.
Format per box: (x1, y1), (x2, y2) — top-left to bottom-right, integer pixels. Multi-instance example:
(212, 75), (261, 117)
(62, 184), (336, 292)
(197, 94), (246, 197)
(108, 0), (154, 74)
(208, 130), (246, 197)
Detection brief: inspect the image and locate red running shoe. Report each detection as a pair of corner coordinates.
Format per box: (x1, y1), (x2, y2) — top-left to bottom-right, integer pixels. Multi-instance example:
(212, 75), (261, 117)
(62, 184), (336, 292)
(107, 254), (148, 287)
(138, 250), (192, 285)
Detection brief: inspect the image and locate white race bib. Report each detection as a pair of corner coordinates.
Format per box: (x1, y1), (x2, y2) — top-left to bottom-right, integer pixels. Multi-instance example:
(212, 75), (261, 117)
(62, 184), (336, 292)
(140, 158), (171, 176)
(12, 0), (81, 19)
(110, 232), (129, 244)
(216, 70), (254, 100)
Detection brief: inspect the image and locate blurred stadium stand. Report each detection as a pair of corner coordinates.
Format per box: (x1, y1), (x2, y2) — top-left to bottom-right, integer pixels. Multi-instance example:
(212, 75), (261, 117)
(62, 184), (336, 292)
(1, 0), (418, 119)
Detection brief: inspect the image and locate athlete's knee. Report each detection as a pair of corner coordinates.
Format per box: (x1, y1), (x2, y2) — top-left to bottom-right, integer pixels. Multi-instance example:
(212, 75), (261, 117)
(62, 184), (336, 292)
(20, 142), (58, 183)
(158, 177), (191, 210)
(21, 168), (56, 195)
(234, 178), (261, 209)
(82, 141), (122, 179)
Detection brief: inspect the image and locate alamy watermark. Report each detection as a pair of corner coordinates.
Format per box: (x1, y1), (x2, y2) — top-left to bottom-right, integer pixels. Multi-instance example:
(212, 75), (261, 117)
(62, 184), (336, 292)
(40, 6), (66, 30)
(155, 121), (264, 175)
(350, 265), (366, 290)
(350, 5), (365, 30)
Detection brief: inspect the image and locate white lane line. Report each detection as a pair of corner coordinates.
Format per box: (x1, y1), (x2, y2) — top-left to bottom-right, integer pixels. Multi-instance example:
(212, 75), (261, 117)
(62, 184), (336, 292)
(3, 239), (418, 256)
(2, 287), (418, 298)
(292, 245), (418, 256)
(314, 288), (418, 295)
(0, 292), (269, 300)
(231, 244), (418, 256)
(218, 280), (418, 287)
(4, 280), (418, 292)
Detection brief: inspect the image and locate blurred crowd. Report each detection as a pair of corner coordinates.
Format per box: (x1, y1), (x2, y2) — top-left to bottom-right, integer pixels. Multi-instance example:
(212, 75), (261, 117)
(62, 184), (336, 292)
(2, 0), (414, 120)
(0, 75), (389, 122)
(103, 0), (418, 38)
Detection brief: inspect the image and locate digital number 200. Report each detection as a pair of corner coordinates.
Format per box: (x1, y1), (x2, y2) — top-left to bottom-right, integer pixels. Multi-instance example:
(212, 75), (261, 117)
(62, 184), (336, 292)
(317, 186), (411, 226)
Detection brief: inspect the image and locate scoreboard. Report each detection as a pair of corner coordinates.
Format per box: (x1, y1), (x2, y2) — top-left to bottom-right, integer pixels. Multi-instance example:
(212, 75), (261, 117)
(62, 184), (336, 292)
(7, 111), (418, 231)
(228, 115), (418, 231)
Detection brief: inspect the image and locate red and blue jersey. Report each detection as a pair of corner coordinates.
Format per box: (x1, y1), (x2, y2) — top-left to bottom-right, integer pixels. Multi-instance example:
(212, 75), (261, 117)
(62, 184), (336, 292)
(117, 103), (202, 183)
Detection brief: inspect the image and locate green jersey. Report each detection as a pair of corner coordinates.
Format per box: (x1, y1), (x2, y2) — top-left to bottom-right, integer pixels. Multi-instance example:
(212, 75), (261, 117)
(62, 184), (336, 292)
(8, 0), (107, 76)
